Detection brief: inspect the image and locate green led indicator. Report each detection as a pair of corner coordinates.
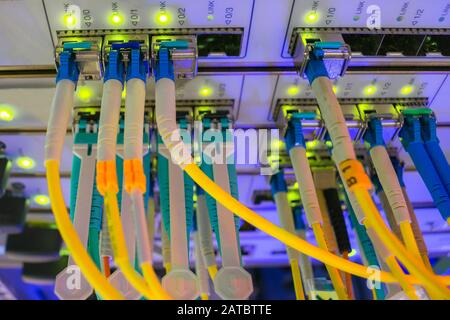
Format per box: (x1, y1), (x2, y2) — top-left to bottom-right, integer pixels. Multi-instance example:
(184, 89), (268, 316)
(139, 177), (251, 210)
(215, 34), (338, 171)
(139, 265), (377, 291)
(110, 13), (124, 25)
(363, 85), (377, 96)
(305, 11), (319, 24)
(287, 85), (300, 96)
(16, 156), (35, 170)
(34, 194), (50, 206)
(0, 104), (15, 122)
(400, 84), (414, 96)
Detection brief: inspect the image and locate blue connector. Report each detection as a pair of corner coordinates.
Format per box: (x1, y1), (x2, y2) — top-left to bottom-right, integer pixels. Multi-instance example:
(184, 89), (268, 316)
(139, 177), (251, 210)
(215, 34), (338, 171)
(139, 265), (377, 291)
(56, 50), (79, 84)
(153, 41), (189, 82)
(420, 115), (450, 197)
(154, 47), (174, 81)
(390, 156), (405, 188)
(304, 50), (329, 85)
(57, 41), (95, 84)
(196, 184), (205, 196)
(292, 206), (306, 231)
(303, 41), (349, 84)
(371, 172), (383, 195)
(270, 170), (288, 195)
(363, 118), (385, 148)
(126, 47), (148, 82)
(399, 115), (450, 220)
(104, 49), (125, 84)
(285, 113), (307, 152)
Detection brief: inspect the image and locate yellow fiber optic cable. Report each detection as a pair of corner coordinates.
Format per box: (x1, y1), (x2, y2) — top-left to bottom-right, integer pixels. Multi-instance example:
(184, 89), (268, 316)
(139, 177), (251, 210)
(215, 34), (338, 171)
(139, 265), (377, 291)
(290, 259), (306, 300)
(46, 160), (124, 300)
(385, 256), (419, 300)
(207, 265), (218, 280)
(182, 163), (450, 289)
(353, 187), (449, 299)
(103, 190), (158, 300)
(312, 223), (349, 300)
(399, 221), (422, 262)
(104, 190), (173, 300)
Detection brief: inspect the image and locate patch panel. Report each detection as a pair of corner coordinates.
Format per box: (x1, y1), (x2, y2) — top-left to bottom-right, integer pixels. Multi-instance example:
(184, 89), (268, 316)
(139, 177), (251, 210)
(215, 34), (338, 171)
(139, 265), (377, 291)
(290, 28), (450, 71)
(45, 0), (254, 59)
(1, 0), (450, 302)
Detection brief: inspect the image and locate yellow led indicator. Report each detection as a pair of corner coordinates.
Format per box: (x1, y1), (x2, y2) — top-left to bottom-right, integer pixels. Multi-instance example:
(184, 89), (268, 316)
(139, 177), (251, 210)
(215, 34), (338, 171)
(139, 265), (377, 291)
(400, 84), (414, 95)
(157, 12), (170, 24)
(199, 86), (213, 97)
(348, 248), (357, 257)
(363, 85), (377, 96)
(77, 86), (93, 103)
(332, 86), (338, 94)
(64, 14), (77, 27)
(34, 194), (50, 206)
(287, 85), (300, 96)
(110, 13), (124, 25)
(16, 156), (35, 170)
(287, 190), (300, 204)
(305, 11), (319, 24)
(271, 139), (284, 151)
(0, 105), (15, 122)
(207, 14), (214, 21)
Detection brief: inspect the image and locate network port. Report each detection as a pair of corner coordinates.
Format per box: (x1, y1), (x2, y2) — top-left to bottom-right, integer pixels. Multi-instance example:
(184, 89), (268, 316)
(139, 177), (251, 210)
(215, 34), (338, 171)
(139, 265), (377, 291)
(197, 33), (242, 57)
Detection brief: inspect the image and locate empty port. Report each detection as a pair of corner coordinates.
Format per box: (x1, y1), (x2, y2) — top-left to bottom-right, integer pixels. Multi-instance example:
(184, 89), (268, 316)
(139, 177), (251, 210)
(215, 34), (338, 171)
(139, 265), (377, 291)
(197, 33), (242, 57)
(342, 34), (383, 56)
(377, 34), (425, 56)
(418, 35), (450, 56)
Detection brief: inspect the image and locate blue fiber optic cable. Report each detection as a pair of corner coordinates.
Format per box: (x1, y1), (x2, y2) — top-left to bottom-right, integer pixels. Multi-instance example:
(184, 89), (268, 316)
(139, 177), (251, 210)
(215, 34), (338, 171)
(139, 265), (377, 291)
(399, 115), (450, 220)
(420, 114), (450, 197)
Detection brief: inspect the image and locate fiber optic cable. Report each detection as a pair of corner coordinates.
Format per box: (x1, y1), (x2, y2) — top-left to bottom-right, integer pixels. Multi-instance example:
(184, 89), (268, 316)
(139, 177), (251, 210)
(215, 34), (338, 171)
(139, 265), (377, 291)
(270, 171), (306, 300)
(393, 156), (433, 271)
(46, 45), (123, 299)
(420, 113), (450, 197)
(364, 118), (422, 260)
(285, 115), (348, 299)
(157, 126), (199, 300)
(199, 117), (252, 300)
(343, 191), (386, 300)
(55, 140), (96, 300)
(291, 206), (315, 298)
(193, 214), (211, 300)
(196, 187), (218, 280)
(153, 40), (450, 292)
(96, 47), (149, 299)
(160, 220), (171, 274)
(399, 111), (450, 222)
(303, 43), (449, 298)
